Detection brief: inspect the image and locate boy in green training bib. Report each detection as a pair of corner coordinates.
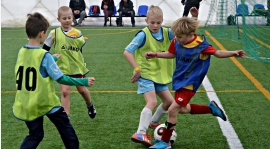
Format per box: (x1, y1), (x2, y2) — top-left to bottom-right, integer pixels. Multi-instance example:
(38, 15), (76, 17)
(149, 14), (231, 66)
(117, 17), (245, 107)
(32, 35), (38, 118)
(43, 6), (96, 120)
(123, 5), (199, 147)
(13, 12), (95, 148)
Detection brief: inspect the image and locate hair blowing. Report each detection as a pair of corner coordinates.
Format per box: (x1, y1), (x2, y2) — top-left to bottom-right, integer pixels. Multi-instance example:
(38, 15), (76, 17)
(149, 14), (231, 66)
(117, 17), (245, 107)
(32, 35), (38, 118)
(171, 17), (199, 37)
(25, 12), (49, 38)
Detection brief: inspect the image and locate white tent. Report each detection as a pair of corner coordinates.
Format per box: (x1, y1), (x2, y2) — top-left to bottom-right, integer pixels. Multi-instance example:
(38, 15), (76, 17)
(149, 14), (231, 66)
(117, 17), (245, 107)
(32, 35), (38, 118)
(1, 0), (212, 27)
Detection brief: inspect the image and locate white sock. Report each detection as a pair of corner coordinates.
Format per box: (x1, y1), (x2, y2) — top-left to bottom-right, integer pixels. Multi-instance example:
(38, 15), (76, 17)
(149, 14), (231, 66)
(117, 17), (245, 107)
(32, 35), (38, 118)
(151, 103), (167, 124)
(137, 108), (152, 134)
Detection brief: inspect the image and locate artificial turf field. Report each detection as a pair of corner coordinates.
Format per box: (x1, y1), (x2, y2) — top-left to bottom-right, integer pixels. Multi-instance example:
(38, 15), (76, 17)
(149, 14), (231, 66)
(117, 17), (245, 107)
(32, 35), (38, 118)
(1, 26), (270, 149)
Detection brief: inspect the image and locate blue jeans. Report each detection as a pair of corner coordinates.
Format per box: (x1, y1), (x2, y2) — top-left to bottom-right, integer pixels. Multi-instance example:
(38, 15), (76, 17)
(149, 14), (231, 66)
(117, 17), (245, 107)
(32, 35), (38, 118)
(20, 107), (79, 149)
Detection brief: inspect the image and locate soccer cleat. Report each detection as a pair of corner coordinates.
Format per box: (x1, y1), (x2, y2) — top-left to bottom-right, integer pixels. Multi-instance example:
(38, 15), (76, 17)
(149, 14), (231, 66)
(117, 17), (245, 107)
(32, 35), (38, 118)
(149, 122), (160, 129)
(87, 103), (96, 119)
(131, 133), (152, 147)
(208, 101), (227, 121)
(149, 140), (171, 149)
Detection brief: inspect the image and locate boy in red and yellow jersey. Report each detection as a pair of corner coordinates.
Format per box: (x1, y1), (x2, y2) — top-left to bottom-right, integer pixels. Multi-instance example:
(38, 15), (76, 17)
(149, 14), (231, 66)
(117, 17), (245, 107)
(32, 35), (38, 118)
(146, 17), (245, 148)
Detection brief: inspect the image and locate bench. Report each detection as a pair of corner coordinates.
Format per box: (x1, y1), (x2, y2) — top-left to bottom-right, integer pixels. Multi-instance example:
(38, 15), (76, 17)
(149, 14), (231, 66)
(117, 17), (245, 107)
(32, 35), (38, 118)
(234, 3), (267, 39)
(86, 5), (148, 26)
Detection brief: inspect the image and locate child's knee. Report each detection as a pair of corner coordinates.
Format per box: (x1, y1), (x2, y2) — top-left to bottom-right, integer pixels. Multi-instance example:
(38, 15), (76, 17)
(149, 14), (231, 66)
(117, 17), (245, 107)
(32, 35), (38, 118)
(163, 99), (173, 109)
(148, 99), (158, 108)
(62, 89), (70, 97)
(168, 106), (179, 116)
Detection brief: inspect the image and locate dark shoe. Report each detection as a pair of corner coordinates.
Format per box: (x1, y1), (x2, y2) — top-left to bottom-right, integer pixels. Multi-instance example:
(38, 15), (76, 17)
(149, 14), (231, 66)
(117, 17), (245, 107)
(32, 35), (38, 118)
(208, 101), (227, 121)
(87, 102), (96, 119)
(103, 23), (107, 27)
(132, 24), (135, 27)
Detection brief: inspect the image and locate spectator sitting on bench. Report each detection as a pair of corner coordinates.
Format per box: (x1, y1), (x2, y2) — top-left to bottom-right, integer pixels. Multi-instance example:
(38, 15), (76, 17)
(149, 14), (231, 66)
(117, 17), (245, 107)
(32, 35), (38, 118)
(117, 0), (135, 27)
(69, 0), (86, 26)
(101, 0), (115, 27)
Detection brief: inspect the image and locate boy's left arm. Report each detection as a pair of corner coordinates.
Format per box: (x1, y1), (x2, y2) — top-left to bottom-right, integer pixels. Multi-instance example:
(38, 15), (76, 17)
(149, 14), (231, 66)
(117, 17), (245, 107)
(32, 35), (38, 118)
(213, 50), (246, 58)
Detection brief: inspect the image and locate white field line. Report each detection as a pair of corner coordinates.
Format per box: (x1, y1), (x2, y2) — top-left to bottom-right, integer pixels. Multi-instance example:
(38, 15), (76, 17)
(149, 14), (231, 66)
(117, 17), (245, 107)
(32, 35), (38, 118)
(202, 76), (244, 149)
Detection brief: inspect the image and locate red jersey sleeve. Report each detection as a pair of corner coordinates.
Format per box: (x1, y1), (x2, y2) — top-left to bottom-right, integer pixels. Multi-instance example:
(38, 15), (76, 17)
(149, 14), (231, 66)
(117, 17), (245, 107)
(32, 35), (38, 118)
(168, 38), (176, 55)
(201, 45), (217, 55)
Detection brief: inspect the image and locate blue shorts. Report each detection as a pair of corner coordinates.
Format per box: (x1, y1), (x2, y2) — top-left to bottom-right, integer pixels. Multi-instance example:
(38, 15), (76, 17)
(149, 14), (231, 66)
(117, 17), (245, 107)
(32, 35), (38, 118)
(136, 77), (169, 94)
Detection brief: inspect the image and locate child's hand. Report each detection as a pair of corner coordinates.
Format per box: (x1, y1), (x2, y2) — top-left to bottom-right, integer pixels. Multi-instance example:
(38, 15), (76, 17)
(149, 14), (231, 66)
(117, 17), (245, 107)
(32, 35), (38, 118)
(53, 54), (61, 59)
(131, 71), (140, 83)
(145, 52), (155, 59)
(190, 7), (198, 18)
(234, 50), (246, 58)
(88, 77), (95, 86)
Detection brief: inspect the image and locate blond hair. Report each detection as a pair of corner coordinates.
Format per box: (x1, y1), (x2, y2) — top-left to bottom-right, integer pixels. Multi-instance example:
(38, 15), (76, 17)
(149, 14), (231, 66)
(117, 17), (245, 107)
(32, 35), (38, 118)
(171, 17), (199, 37)
(147, 5), (163, 18)
(58, 6), (72, 17)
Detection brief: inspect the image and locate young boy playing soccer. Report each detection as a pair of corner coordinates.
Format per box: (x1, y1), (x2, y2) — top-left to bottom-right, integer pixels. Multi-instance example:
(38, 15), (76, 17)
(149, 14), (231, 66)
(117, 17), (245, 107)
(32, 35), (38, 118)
(13, 12), (95, 149)
(43, 6), (96, 120)
(123, 5), (198, 147)
(146, 17), (245, 149)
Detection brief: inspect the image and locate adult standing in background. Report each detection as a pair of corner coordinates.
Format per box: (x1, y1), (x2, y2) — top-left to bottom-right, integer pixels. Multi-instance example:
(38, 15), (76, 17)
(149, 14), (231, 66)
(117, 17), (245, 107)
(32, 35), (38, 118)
(181, 0), (202, 17)
(117, 0), (135, 27)
(69, 0), (86, 26)
(101, 0), (115, 26)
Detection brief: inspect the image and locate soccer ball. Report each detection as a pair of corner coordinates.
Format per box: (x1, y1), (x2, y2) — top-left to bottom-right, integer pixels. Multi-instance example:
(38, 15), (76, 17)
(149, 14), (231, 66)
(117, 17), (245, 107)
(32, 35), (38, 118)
(153, 124), (177, 144)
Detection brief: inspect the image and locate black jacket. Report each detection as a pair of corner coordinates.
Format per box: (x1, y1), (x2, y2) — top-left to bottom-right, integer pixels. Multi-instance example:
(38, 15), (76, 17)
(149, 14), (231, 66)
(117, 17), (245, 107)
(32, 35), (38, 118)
(69, 0), (86, 12)
(118, 0), (134, 13)
(101, 0), (115, 11)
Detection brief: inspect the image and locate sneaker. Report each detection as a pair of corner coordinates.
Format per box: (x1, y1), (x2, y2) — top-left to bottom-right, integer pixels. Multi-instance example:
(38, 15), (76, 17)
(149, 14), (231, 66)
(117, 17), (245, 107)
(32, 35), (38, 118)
(149, 140), (171, 149)
(208, 101), (227, 121)
(149, 122), (160, 129)
(131, 133), (152, 147)
(132, 24), (135, 27)
(77, 23), (82, 27)
(87, 103), (96, 119)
